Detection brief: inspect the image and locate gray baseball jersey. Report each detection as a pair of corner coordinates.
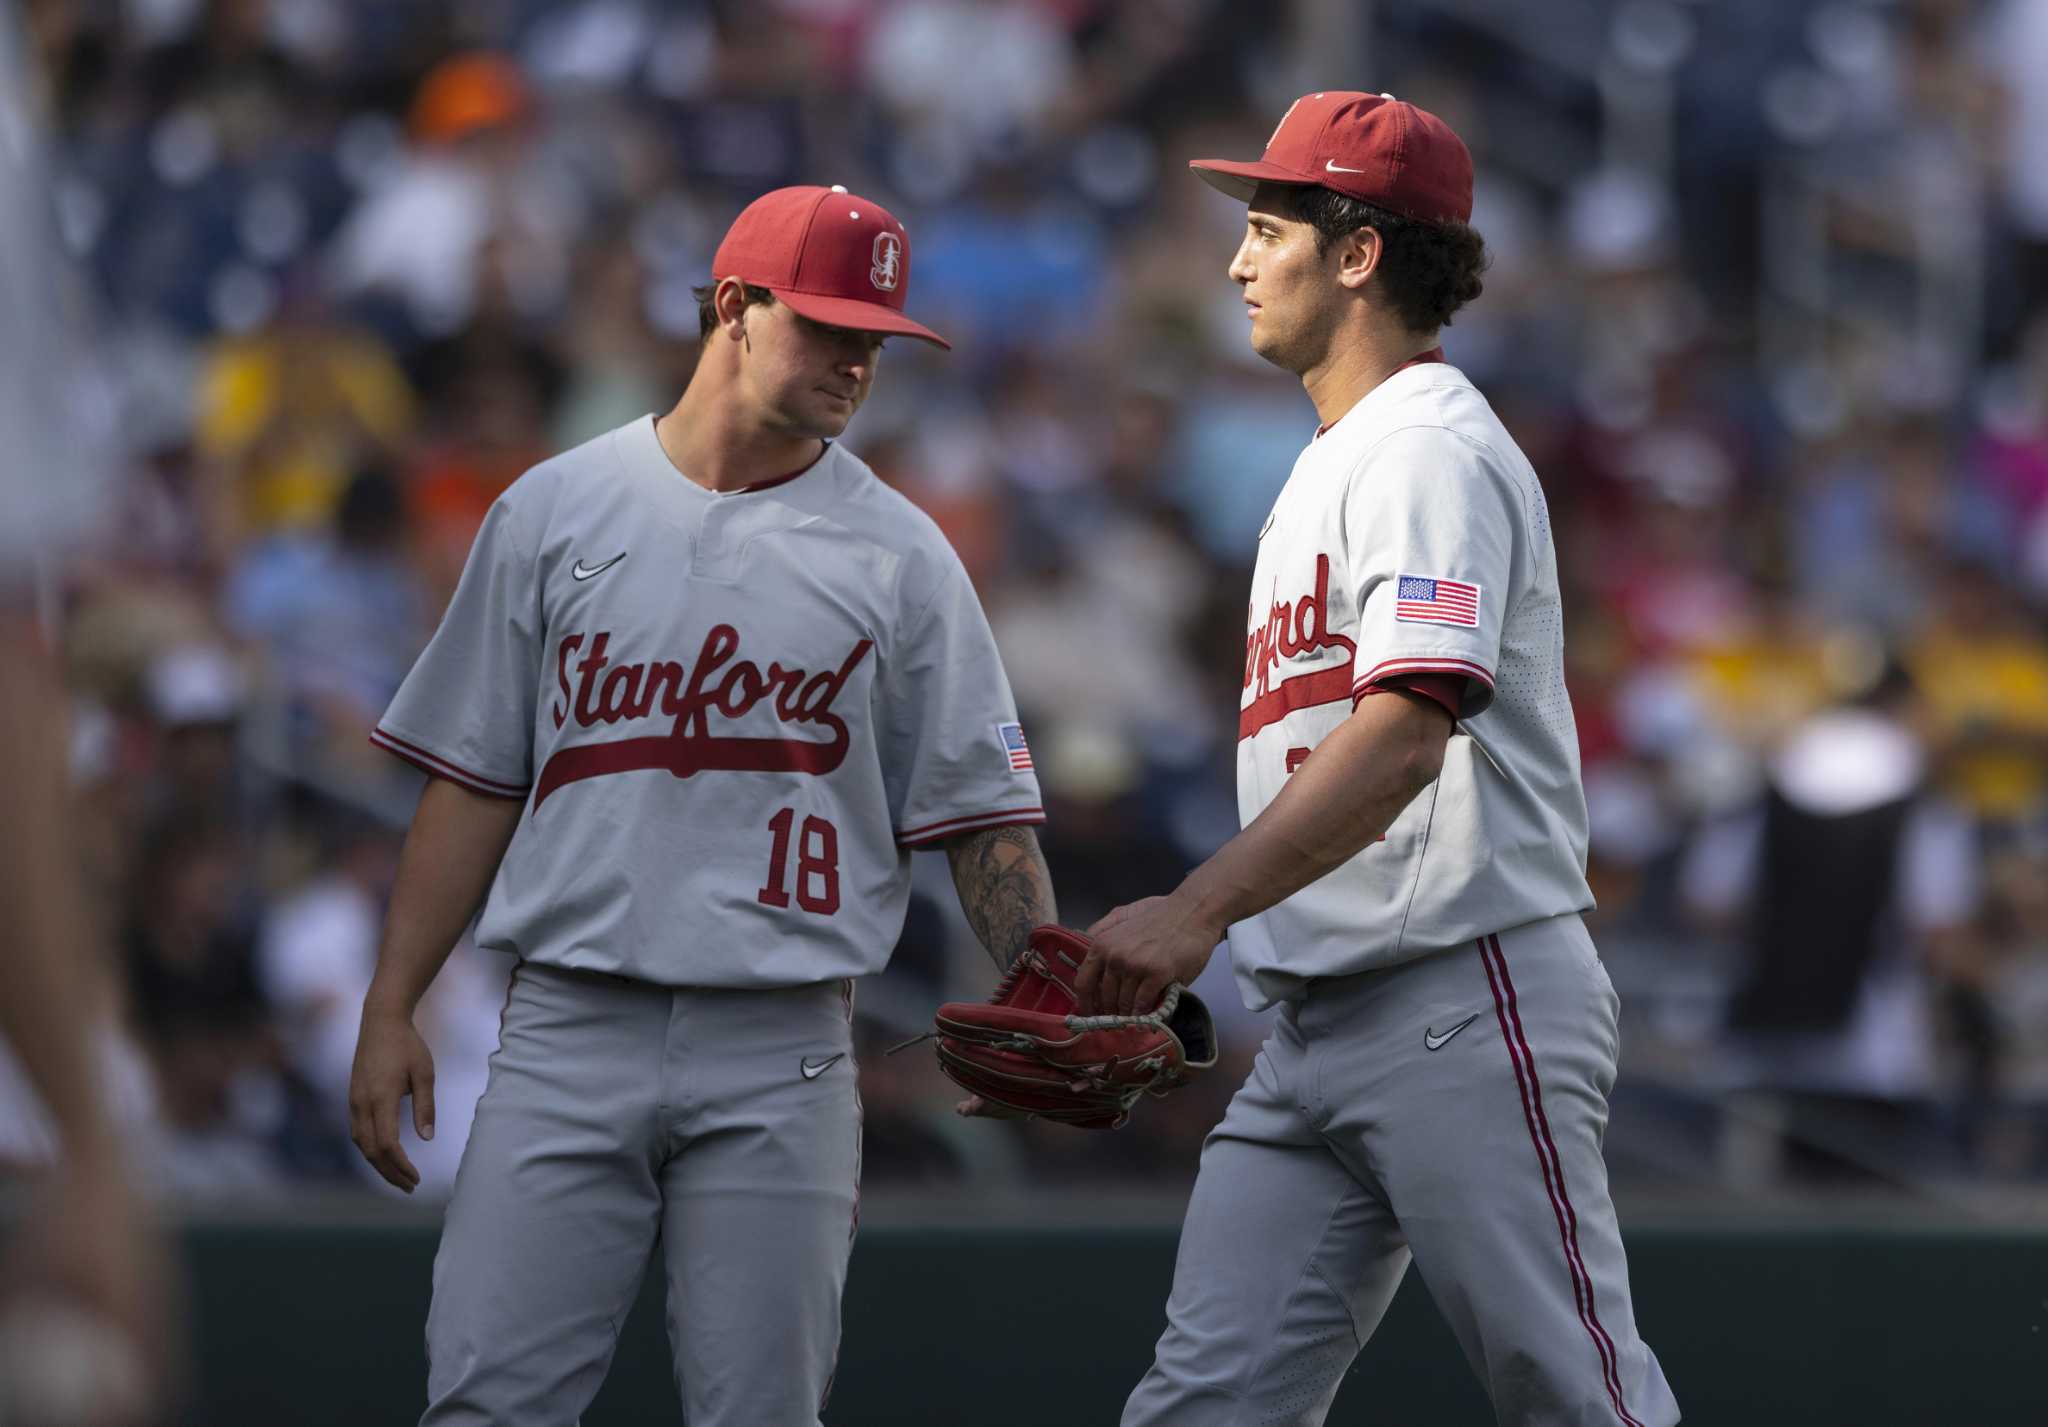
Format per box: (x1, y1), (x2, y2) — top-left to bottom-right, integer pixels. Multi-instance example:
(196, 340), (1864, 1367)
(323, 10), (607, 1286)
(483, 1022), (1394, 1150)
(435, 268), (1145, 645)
(1232, 359), (1592, 1007)
(374, 414), (1042, 986)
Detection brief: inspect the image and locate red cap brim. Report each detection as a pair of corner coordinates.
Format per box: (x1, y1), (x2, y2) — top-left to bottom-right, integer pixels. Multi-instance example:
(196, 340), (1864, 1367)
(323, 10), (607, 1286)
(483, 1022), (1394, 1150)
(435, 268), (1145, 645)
(772, 289), (952, 350)
(1188, 158), (1317, 203)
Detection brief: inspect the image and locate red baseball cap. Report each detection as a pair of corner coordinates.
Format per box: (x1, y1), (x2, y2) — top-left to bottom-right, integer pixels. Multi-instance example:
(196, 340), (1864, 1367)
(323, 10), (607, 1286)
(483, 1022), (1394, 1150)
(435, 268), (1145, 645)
(711, 185), (950, 349)
(1190, 91), (1473, 224)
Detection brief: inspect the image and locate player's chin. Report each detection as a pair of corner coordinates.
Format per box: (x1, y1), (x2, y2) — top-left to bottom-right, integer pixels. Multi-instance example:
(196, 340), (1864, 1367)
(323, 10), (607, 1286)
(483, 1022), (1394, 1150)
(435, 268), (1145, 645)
(807, 388), (863, 434)
(1248, 325), (1304, 374)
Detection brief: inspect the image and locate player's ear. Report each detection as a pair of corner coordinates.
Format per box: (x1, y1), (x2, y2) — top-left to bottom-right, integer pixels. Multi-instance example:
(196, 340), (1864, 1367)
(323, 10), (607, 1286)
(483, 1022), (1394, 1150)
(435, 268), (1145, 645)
(1333, 225), (1383, 292)
(713, 277), (755, 343)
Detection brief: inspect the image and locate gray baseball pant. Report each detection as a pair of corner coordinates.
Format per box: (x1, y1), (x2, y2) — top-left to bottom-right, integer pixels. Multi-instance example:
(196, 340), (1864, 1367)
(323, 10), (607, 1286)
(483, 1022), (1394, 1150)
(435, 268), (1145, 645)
(419, 962), (860, 1426)
(1123, 912), (1679, 1426)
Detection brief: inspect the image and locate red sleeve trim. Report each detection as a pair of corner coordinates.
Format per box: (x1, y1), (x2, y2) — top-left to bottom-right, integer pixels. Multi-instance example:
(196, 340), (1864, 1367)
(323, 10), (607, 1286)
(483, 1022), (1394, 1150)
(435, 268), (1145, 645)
(1351, 656), (1494, 701)
(897, 807), (1047, 847)
(369, 728), (531, 800)
(1358, 671), (1462, 722)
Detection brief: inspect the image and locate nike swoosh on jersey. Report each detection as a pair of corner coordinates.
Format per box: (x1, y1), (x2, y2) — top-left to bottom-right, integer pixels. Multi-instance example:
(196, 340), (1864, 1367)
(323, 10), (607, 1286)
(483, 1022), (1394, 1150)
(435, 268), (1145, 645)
(1423, 1012), (1481, 1051)
(800, 1053), (846, 1080)
(571, 552), (627, 581)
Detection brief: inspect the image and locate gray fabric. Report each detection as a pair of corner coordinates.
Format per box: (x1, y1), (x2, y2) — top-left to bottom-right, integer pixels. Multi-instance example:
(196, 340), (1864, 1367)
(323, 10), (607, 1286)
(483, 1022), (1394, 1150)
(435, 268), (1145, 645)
(422, 963), (859, 1426)
(0, 4), (120, 580)
(375, 416), (1041, 986)
(1232, 363), (1593, 1007)
(1124, 914), (1678, 1427)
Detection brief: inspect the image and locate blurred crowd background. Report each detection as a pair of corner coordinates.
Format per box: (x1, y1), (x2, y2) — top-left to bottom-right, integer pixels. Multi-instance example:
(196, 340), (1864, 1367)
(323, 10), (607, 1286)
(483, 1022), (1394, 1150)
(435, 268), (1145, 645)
(4, 0), (2048, 1213)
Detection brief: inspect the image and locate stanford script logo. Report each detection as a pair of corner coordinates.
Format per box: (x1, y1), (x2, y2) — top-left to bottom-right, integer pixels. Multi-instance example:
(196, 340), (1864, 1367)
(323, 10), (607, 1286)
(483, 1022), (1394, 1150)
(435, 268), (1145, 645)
(535, 625), (873, 808)
(1239, 553), (1355, 740)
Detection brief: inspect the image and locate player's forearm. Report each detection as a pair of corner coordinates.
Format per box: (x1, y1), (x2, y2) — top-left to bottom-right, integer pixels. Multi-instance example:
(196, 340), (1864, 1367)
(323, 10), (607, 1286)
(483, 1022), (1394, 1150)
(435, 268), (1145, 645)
(0, 626), (117, 1160)
(363, 776), (524, 1017)
(943, 823), (1058, 971)
(1176, 695), (1448, 936)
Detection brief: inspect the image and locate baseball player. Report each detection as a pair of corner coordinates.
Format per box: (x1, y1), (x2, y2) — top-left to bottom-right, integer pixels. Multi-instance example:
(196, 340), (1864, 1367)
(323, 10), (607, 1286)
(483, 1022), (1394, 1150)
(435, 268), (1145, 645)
(1076, 94), (1680, 1425)
(0, 7), (167, 1419)
(347, 184), (1056, 1425)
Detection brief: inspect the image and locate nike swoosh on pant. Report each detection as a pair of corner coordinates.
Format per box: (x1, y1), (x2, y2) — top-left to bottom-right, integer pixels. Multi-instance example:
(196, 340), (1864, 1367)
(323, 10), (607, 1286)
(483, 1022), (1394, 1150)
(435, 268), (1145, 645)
(1424, 1013), (1481, 1051)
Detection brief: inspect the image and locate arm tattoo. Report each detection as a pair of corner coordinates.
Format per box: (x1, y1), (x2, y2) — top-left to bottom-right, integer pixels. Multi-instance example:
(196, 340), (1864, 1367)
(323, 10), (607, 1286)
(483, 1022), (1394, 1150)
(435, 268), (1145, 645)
(944, 824), (1057, 972)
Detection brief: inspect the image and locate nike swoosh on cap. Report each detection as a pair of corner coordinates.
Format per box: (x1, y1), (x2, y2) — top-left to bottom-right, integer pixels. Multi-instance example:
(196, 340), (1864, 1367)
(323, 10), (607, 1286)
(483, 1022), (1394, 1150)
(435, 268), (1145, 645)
(1326, 160), (1367, 174)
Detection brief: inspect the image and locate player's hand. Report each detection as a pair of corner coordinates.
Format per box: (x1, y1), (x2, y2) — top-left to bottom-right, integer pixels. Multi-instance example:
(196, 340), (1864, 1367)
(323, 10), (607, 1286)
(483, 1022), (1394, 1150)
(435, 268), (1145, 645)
(955, 1094), (1030, 1120)
(1077, 895), (1222, 1016)
(2, 1143), (173, 1425)
(348, 1005), (435, 1193)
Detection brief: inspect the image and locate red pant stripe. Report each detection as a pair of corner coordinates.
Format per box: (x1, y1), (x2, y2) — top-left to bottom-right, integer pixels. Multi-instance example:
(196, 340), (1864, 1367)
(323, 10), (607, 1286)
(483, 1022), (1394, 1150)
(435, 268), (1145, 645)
(1482, 936), (1642, 1427)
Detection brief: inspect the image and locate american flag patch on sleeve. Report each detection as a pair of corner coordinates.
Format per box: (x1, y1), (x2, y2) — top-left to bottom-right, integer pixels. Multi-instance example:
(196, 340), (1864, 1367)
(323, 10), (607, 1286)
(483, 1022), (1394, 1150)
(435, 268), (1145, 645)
(996, 721), (1033, 771)
(1394, 574), (1481, 627)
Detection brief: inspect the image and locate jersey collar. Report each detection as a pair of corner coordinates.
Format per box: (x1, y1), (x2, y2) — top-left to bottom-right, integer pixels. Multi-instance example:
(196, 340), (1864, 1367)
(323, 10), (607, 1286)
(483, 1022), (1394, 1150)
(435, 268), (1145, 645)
(632, 415), (836, 496)
(731, 438), (831, 494)
(1314, 347), (1446, 439)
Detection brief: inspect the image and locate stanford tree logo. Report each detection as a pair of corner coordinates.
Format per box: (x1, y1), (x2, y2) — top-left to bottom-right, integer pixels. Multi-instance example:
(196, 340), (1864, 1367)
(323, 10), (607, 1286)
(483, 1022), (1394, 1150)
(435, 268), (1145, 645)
(869, 230), (902, 292)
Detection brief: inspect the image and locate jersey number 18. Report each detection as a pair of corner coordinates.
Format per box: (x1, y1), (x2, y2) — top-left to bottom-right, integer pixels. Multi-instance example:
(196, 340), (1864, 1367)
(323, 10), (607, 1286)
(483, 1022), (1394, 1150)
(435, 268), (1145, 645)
(757, 808), (842, 915)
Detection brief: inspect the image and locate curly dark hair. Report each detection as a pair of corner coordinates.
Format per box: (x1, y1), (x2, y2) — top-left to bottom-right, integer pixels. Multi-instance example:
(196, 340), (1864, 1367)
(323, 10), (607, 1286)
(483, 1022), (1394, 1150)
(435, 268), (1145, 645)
(1278, 186), (1488, 334)
(693, 281), (776, 340)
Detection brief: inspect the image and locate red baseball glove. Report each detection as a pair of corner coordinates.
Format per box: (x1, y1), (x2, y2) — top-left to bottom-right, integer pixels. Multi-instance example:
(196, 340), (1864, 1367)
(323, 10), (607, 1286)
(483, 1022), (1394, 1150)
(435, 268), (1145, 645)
(932, 926), (1218, 1129)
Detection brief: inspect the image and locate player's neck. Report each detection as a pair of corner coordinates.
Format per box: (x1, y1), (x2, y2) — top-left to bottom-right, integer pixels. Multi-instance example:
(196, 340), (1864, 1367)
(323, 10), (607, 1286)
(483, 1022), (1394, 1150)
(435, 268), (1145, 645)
(656, 373), (825, 494)
(1300, 324), (1442, 431)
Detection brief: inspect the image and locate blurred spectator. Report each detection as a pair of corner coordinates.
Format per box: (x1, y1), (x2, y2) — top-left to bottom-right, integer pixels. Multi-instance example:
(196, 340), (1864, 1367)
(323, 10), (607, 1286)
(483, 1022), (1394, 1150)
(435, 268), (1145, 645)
(1975, 830), (2048, 1174)
(224, 465), (429, 789)
(1681, 579), (1835, 760)
(908, 176), (1112, 347)
(863, 1), (1075, 161)
(1980, 0), (2048, 348)
(328, 51), (572, 342)
(549, 235), (691, 450)
(258, 811), (395, 1120)
(406, 335), (561, 599)
(1167, 360), (1312, 562)
(194, 307), (416, 539)
(1561, 168), (1707, 410)
(1977, 316), (2048, 597)
(259, 805), (508, 1193)
(1798, 418), (2005, 638)
(1907, 557), (2048, 829)
(121, 811), (323, 1193)
(988, 401), (1215, 744)
(141, 641), (247, 818)
(1682, 664), (1982, 1182)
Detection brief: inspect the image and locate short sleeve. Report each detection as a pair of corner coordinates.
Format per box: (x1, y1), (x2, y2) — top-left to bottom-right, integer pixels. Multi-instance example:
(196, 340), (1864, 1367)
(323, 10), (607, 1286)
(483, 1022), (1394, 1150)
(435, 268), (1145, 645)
(370, 497), (541, 797)
(1358, 670), (1462, 724)
(880, 562), (1045, 847)
(1343, 426), (1518, 719)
